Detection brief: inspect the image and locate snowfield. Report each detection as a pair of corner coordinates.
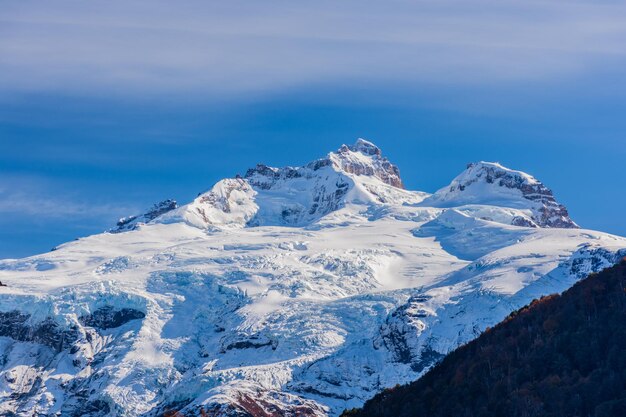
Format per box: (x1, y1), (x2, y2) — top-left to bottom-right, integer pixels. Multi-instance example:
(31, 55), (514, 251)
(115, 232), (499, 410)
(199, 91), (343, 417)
(1, 139), (624, 416)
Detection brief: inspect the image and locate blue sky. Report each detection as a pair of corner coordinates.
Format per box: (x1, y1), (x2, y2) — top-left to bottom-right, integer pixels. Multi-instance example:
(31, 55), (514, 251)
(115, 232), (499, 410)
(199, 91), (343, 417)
(1, 1), (626, 258)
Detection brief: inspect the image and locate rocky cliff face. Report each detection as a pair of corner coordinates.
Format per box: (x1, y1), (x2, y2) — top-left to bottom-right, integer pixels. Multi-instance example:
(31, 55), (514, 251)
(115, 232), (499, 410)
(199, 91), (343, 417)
(0, 311), (79, 352)
(374, 293), (442, 373)
(329, 139), (404, 189)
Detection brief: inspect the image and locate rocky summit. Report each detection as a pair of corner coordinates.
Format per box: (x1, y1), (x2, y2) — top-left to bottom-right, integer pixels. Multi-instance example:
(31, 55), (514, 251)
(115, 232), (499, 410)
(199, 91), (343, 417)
(0, 139), (624, 417)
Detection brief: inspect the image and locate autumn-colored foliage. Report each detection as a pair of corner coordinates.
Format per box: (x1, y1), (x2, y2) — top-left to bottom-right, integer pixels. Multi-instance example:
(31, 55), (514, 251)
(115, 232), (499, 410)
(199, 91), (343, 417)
(343, 260), (626, 417)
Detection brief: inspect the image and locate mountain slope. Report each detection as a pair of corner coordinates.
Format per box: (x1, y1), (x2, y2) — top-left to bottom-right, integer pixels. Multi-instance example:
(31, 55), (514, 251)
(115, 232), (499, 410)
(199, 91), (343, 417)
(343, 259), (626, 417)
(0, 140), (624, 417)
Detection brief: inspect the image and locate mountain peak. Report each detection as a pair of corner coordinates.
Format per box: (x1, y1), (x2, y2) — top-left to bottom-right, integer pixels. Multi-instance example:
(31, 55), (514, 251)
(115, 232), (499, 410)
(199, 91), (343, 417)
(462, 161), (539, 186)
(423, 161), (578, 229)
(342, 138), (382, 156)
(148, 139), (413, 230)
(330, 138), (404, 189)
(243, 138), (404, 190)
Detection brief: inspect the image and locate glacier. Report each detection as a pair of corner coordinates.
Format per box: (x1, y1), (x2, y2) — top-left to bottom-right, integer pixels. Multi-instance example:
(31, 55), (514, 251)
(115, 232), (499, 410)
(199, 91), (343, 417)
(0, 139), (624, 416)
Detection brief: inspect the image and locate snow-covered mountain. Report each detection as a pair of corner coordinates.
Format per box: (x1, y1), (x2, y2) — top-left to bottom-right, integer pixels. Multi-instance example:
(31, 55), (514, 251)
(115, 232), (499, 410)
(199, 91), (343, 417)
(0, 139), (624, 417)
(156, 139), (416, 230)
(420, 161), (578, 228)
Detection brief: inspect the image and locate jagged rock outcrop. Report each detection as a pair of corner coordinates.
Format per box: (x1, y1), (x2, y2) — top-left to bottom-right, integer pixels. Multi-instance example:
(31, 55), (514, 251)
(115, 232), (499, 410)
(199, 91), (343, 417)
(330, 139), (404, 189)
(113, 199), (177, 232)
(244, 164), (304, 189)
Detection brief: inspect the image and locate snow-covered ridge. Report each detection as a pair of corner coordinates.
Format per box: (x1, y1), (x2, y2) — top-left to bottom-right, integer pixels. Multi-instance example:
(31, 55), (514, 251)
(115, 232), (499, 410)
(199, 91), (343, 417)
(0, 139), (622, 416)
(244, 139), (402, 190)
(155, 139), (420, 230)
(127, 142), (574, 232)
(421, 161), (578, 228)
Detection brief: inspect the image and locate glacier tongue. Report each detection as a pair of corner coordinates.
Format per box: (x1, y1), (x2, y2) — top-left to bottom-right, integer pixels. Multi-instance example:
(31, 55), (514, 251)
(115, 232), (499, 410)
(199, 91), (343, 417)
(0, 141), (624, 416)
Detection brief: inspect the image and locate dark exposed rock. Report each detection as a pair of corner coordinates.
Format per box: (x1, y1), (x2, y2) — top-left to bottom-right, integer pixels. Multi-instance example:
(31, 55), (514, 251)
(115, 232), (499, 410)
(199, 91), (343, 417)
(146, 389), (326, 417)
(145, 399), (195, 417)
(561, 245), (626, 280)
(225, 340), (273, 350)
(307, 157), (333, 171)
(221, 333), (277, 352)
(65, 399), (111, 417)
(0, 311), (79, 351)
(113, 199), (177, 232)
(378, 321), (414, 365)
(141, 199), (178, 221)
(244, 164), (302, 189)
(244, 164), (306, 191)
(511, 216), (537, 228)
(234, 391), (327, 417)
(79, 306), (145, 329)
(201, 392), (326, 417)
(245, 162), (351, 226)
(410, 347), (444, 374)
(375, 293), (437, 371)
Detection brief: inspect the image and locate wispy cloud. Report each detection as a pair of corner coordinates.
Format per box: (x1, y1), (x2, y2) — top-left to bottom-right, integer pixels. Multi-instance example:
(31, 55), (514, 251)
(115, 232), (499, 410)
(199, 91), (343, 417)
(0, 175), (138, 220)
(2, 1), (626, 98)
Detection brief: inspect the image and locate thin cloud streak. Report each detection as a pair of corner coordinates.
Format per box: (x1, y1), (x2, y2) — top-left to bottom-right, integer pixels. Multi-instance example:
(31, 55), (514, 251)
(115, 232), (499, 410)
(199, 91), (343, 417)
(2, 1), (626, 98)
(0, 176), (138, 220)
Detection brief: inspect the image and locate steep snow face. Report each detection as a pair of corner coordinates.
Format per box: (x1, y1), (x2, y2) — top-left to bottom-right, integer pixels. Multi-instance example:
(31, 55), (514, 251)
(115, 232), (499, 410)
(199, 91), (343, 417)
(0, 141), (623, 417)
(158, 179), (259, 229)
(422, 162), (578, 229)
